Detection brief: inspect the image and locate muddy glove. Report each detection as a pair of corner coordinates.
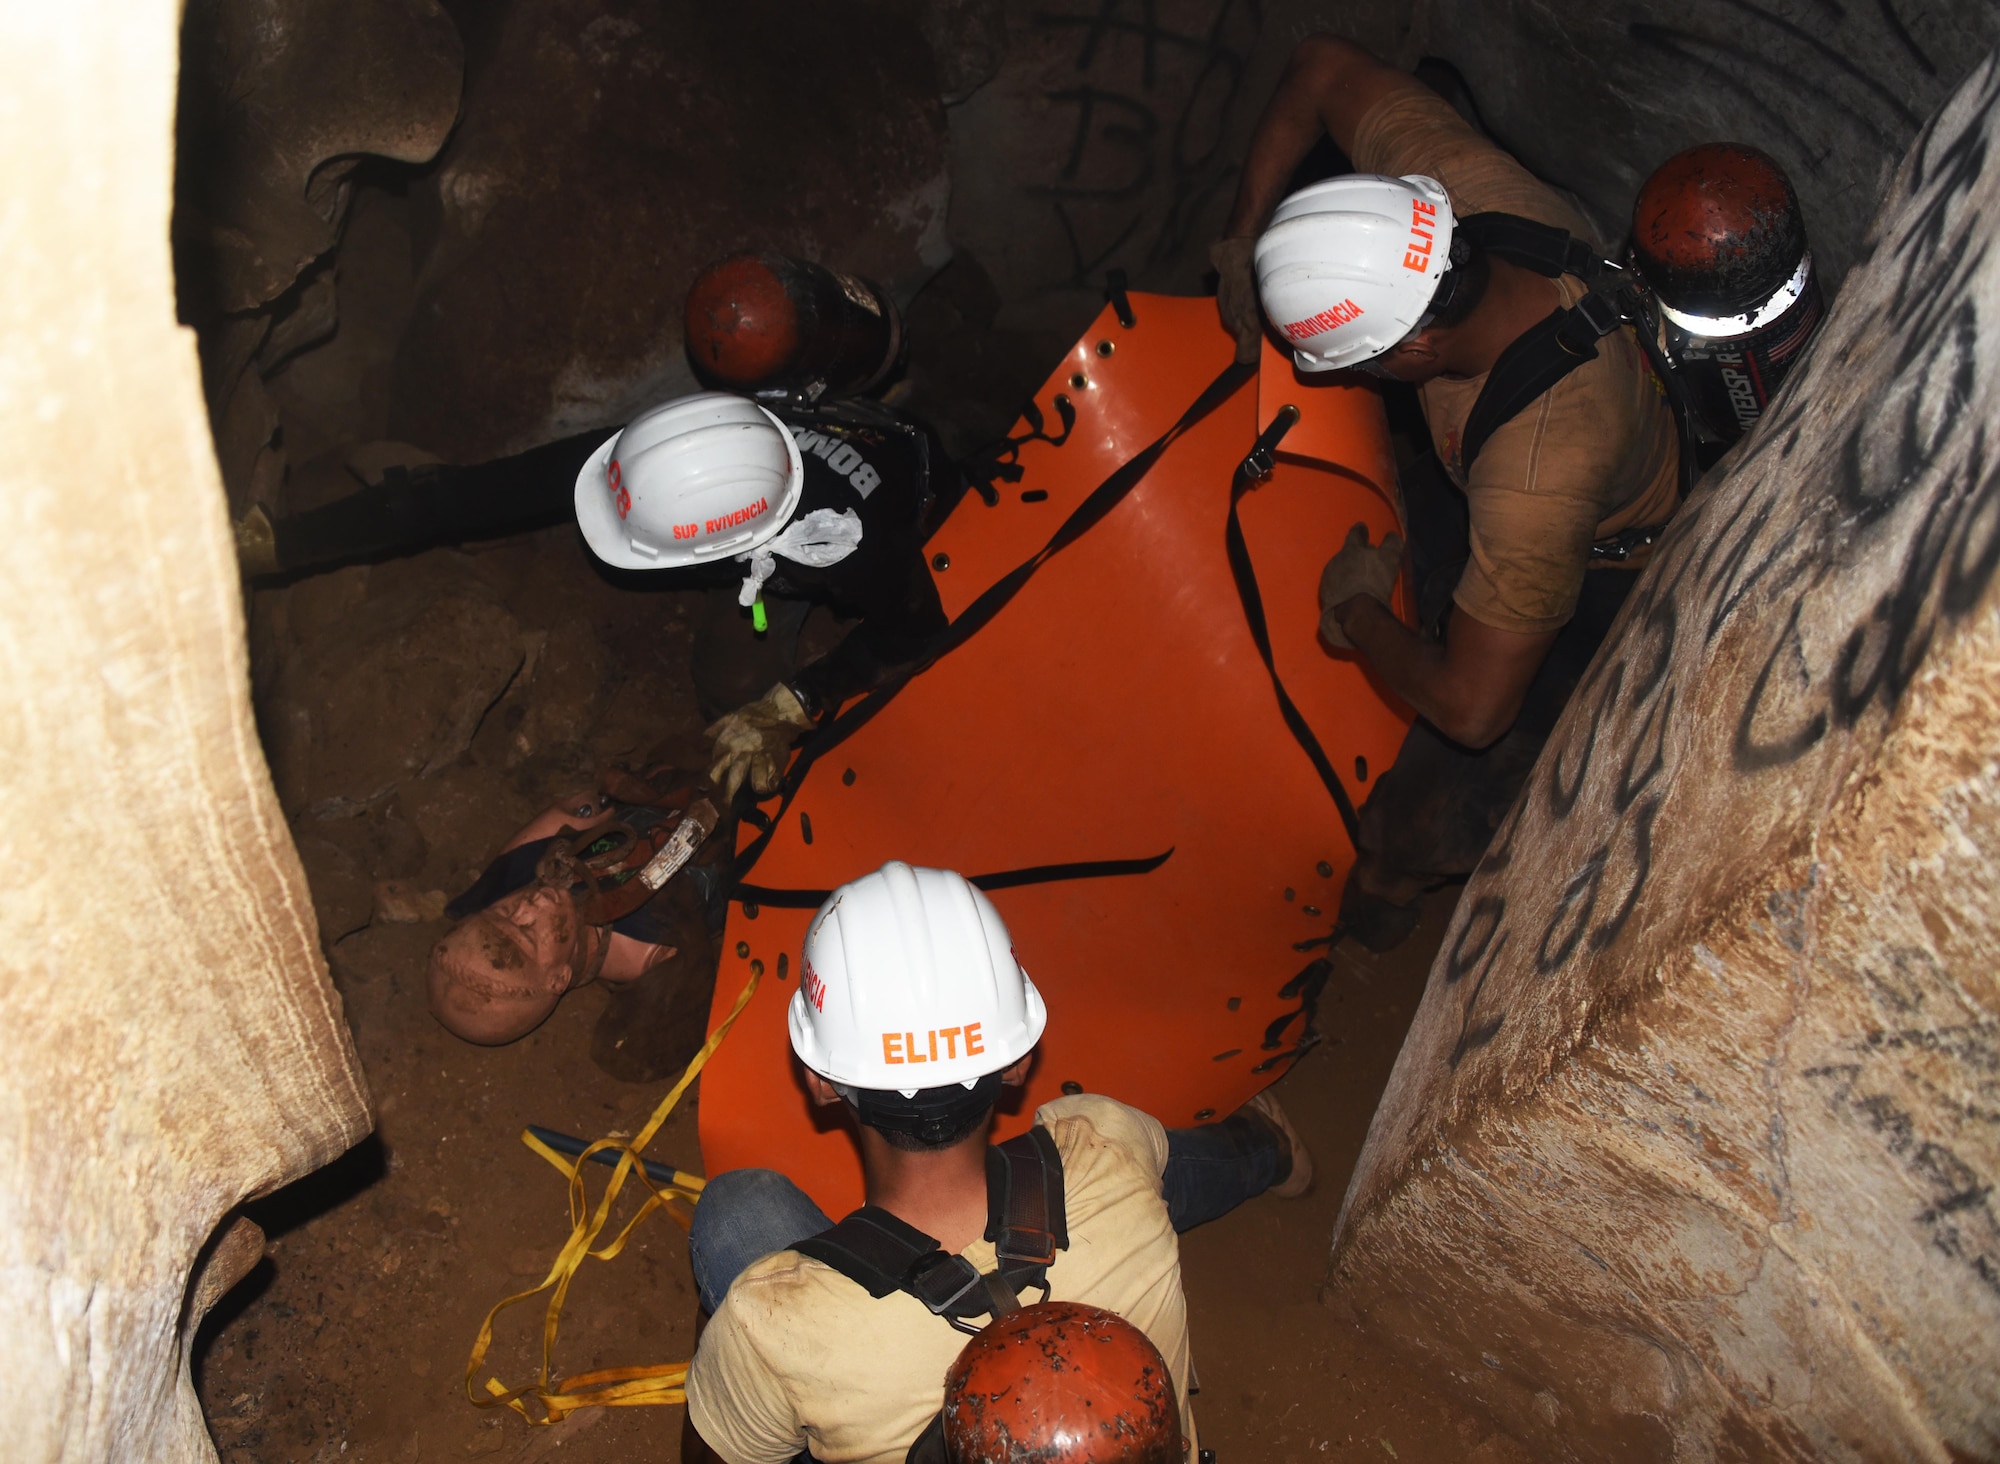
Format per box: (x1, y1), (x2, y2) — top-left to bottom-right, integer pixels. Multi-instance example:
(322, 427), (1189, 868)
(1210, 237), (1263, 365)
(705, 683), (815, 801)
(1318, 523), (1405, 650)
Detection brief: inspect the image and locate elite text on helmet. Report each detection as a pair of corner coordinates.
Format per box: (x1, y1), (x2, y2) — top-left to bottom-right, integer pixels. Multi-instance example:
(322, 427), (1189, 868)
(789, 861), (1047, 1098)
(1252, 173), (1458, 372)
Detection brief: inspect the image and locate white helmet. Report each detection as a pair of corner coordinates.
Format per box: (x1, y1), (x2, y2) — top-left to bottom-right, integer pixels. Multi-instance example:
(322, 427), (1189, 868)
(573, 391), (805, 571)
(789, 861), (1046, 1095)
(1254, 174), (1457, 373)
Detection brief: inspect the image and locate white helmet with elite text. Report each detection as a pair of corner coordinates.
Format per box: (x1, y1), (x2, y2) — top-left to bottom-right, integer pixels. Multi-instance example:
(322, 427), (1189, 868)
(1254, 174), (1456, 373)
(573, 391), (804, 571)
(790, 861), (1045, 1096)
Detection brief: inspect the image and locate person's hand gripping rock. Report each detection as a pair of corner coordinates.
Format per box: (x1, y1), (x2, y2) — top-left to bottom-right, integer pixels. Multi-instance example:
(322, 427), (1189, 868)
(1318, 522), (1404, 650)
(705, 683), (815, 801)
(1210, 237), (1263, 365)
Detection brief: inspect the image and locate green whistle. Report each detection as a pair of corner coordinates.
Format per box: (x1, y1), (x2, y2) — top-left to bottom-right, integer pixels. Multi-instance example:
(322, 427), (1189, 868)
(751, 598), (769, 635)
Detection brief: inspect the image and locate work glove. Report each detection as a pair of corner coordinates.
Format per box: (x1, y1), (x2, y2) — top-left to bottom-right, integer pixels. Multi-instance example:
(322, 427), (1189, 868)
(1318, 523), (1404, 650)
(1210, 237), (1263, 365)
(705, 683), (814, 801)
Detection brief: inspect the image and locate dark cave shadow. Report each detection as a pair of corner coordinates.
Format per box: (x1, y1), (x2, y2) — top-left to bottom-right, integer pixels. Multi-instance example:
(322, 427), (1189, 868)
(189, 1254), (275, 1396)
(244, 1131), (390, 1242)
(187, 1135), (389, 1393)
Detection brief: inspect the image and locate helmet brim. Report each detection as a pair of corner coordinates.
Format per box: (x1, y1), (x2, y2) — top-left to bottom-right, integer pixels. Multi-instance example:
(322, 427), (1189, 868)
(572, 406), (806, 572)
(573, 432), (657, 571)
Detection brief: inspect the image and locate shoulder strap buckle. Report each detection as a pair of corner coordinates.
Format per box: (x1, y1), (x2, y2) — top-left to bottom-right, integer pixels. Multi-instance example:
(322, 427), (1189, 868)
(903, 1252), (988, 1321)
(795, 1127), (1070, 1334)
(1564, 289), (1628, 348)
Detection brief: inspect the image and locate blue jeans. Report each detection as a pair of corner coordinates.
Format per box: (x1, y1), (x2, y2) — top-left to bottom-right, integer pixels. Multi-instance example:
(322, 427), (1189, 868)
(688, 1115), (1281, 1313)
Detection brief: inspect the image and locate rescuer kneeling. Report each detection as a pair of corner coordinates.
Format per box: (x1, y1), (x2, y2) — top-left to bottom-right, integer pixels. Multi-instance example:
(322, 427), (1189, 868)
(574, 389), (957, 804)
(1216, 38), (1689, 952)
(680, 861), (1312, 1464)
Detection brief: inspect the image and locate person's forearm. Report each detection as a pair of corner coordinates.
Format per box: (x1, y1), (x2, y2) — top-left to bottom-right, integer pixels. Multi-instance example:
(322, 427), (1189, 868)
(1336, 597), (1511, 748)
(1224, 49), (1337, 237)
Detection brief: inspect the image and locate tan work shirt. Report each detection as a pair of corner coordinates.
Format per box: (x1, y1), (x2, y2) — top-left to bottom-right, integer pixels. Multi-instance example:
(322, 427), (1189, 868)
(685, 1095), (1198, 1464)
(1351, 87), (1682, 633)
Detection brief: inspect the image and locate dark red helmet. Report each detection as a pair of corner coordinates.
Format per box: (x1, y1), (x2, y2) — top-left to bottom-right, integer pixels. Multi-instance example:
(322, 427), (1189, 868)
(683, 251), (901, 399)
(1630, 143), (1807, 320)
(941, 1302), (1182, 1464)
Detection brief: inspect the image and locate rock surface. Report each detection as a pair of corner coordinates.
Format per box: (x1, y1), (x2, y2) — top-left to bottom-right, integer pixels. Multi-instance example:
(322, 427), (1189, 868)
(1, 3), (374, 1459)
(383, 0), (953, 461)
(1329, 52), (2000, 1463)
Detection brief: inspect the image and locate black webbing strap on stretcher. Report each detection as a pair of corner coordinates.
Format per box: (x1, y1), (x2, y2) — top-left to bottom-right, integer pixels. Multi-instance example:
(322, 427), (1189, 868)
(792, 1126), (1068, 1334)
(735, 849), (1173, 909)
(1225, 408), (1363, 849)
(728, 357), (1258, 892)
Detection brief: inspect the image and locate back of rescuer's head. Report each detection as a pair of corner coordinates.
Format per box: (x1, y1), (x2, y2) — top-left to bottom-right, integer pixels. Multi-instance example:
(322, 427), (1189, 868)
(789, 862), (1046, 1151)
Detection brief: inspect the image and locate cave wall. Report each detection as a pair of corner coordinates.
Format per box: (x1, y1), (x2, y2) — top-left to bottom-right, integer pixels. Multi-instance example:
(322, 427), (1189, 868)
(181, 0), (2000, 504)
(1328, 52), (2000, 1463)
(2, 1), (373, 1459)
(381, 0), (953, 462)
(1407, 0), (2000, 288)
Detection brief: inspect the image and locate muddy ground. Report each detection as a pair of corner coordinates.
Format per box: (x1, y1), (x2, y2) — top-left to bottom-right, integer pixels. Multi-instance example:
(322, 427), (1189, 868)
(198, 530), (1526, 1464)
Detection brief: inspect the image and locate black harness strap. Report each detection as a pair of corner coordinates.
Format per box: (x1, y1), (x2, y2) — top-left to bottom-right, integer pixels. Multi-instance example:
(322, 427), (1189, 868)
(1452, 212), (1699, 503)
(793, 1206), (973, 1301)
(1454, 213), (1633, 471)
(730, 359), (1257, 888)
(1458, 302), (1624, 469)
(985, 1125), (1068, 1270)
(793, 1128), (1069, 1336)
(1456, 211), (1604, 281)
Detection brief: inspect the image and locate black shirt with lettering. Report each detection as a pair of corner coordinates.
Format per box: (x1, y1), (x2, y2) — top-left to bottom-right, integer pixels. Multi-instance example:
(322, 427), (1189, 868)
(760, 400), (955, 715)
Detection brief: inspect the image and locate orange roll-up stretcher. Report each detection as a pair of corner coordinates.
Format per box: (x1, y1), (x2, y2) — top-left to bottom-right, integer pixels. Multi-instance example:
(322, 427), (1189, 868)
(698, 294), (1411, 1217)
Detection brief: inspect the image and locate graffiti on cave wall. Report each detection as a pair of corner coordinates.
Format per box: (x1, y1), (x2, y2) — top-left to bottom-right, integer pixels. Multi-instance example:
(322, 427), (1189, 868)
(1021, 0), (1266, 287)
(1427, 50), (2000, 1299)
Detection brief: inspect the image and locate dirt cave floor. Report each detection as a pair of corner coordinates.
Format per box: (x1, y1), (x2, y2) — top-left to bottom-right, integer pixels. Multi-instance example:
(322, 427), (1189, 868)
(198, 529), (1531, 1464)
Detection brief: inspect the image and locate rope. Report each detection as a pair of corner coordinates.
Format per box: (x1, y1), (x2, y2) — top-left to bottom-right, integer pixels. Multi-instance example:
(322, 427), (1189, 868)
(463, 964), (762, 1423)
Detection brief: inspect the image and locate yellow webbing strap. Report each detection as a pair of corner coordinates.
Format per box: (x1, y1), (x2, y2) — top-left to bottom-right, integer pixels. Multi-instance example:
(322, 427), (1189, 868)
(464, 965), (762, 1423)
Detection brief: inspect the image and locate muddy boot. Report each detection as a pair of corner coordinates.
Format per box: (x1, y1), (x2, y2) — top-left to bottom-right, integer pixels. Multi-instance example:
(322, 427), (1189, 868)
(590, 885), (720, 1083)
(1337, 866), (1422, 953)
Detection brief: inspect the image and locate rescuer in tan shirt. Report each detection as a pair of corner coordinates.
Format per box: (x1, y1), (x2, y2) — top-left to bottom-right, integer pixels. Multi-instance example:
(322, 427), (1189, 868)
(1214, 37), (1683, 951)
(680, 861), (1312, 1464)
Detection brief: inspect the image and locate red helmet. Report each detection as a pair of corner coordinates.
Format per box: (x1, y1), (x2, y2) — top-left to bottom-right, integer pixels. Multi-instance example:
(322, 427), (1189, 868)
(683, 251), (902, 399)
(1630, 143), (1808, 329)
(941, 1302), (1182, 1463)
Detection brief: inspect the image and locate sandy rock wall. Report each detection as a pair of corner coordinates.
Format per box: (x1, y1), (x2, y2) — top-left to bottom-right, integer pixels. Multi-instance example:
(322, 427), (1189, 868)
(1328, 52), (2000, 1463)
(1, 1), (374, 1459)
